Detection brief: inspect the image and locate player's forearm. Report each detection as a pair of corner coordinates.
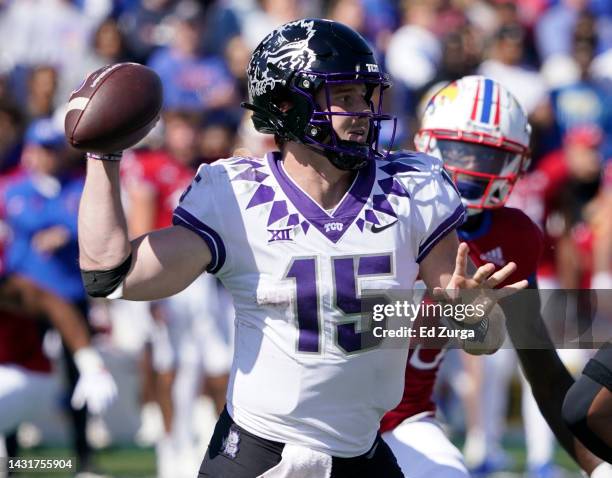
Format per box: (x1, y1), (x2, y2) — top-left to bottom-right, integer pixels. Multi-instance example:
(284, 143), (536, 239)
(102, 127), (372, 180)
(79, 157), (131, 270)
(515, 348), (604, 473)
(504, 290), (604, 471)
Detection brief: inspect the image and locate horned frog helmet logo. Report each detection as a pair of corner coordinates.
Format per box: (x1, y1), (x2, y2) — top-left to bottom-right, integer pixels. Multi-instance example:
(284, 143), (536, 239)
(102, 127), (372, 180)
(248, 19), (317, 98)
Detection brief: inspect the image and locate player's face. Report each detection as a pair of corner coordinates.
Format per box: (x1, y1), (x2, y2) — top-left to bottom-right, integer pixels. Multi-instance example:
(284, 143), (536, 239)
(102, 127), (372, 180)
(437, 139), (522, 205)
(316, 83), (372, 144)
(438, 140), (517, 176)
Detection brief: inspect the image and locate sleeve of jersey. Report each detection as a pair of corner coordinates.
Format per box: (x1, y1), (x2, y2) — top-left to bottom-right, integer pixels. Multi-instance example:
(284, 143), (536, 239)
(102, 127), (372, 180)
(409, 156), (466, 263)
(171, 164), (227, 274)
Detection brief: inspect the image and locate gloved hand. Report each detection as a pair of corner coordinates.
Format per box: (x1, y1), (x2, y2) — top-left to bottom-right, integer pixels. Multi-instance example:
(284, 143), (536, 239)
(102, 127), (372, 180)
(71, 346), (118, 414)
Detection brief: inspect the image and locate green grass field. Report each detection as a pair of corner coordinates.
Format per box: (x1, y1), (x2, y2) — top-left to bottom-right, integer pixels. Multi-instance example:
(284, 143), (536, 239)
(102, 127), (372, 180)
(5, 447), (156, 478)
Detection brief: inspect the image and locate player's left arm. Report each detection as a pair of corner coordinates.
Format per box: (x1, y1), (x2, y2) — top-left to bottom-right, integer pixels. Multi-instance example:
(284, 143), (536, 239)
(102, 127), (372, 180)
(419, 234), (527, 355)
(407, 153), (526, 353)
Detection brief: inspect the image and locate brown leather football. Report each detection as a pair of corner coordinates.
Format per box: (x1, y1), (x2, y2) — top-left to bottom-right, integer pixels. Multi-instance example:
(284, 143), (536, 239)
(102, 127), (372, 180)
(64, 63), (163, 153)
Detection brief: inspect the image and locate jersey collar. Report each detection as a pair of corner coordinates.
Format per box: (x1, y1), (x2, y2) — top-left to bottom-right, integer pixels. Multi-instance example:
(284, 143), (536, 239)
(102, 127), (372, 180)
(267, 151), (376, 243)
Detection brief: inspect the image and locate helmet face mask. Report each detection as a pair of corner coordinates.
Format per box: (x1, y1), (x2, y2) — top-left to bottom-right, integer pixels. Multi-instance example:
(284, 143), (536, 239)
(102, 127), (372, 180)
(243, 18), (396, 170)
(415, 76), (531, 211)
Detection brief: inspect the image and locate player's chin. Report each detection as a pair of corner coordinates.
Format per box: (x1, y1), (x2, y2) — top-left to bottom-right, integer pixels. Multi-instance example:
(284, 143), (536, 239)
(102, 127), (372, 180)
(344, 133), (368, 143)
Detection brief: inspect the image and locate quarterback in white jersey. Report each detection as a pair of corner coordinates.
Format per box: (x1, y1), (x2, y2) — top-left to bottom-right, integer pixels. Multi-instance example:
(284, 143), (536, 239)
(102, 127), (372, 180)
(77, 19), (526, 478)
(173, 148), (465, 456)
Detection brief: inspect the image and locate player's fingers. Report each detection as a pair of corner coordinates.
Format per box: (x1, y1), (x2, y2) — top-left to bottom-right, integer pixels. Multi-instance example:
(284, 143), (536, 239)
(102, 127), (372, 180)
(472, 263), (496, 284)
(495, 279), (529, 300)
(454, 242), (469, 278)
(484, 262), (518, 288)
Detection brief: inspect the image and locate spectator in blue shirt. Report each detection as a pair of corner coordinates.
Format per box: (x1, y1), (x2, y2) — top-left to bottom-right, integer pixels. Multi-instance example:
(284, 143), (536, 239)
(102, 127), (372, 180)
(550, 13), (612, 160)
(147, 14), (237, 113)
(4, 118), (84, 302)
(3, 117), (99, 472)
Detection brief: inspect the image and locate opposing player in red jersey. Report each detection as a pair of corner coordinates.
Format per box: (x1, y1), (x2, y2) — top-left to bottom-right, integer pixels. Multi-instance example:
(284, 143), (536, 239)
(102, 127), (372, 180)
(380, 76), (609, 478)
(121, 111), (198, 233)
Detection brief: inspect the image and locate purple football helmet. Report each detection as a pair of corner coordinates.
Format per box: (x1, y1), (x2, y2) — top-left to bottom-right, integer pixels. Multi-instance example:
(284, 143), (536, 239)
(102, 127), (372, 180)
(242, 18), (396, 170)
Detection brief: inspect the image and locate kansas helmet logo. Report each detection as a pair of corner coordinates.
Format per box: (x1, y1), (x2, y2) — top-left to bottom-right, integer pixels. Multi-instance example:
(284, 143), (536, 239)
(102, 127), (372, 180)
(426, 82), (459, 115)
(248, 19), (317, 97)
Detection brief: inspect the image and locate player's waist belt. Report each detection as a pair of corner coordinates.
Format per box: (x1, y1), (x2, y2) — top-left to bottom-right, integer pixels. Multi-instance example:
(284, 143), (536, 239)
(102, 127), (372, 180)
(215, 407), (384, 466)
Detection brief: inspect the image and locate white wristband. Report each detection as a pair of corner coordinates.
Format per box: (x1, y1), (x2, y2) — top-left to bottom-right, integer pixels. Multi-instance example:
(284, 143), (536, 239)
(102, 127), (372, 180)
(74, 346), (104, 375)
(590, 462), (612, 478)
(86, 152), (123, 161)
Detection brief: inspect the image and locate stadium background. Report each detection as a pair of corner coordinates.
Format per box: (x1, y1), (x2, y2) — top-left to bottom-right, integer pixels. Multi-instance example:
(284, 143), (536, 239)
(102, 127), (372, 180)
(0, 0), (611, 476)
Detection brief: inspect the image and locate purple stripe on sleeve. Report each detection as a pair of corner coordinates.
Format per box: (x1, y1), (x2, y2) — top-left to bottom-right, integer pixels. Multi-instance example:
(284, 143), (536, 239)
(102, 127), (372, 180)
(416, 205), (466, 263)
(172, 207), (226, 274)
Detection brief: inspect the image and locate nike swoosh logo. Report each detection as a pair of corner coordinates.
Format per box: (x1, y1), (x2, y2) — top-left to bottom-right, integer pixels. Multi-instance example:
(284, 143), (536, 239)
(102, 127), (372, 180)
(370, 220), (398, 233)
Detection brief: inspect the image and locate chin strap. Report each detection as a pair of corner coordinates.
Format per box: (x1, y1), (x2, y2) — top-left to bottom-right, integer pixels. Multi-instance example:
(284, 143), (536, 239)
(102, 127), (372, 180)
(325, 148), (369, 171)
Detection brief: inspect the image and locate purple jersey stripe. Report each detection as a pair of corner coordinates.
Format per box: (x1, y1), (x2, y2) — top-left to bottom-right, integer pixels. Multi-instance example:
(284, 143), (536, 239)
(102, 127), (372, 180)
(172, 207), (226, 274)
(416, 204), (466, 263)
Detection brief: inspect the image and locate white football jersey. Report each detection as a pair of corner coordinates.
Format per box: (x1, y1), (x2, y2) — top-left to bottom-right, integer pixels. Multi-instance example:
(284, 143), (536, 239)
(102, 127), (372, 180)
(173, 150), (464, 457)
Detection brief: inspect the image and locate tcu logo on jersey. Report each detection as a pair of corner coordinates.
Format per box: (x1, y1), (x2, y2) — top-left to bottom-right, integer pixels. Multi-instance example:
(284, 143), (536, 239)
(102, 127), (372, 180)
(324, 222), (343, 233)
(268, 227), (293, 243)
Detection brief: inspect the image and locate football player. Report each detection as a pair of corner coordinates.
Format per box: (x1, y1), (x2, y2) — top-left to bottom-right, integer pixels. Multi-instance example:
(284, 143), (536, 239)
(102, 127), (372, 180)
(78, 20), (525, 477)
(381, 76), (610, 477)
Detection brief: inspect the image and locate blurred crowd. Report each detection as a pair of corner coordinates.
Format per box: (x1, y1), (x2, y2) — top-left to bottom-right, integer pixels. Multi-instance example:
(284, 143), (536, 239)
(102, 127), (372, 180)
(0, 0), (611, 477)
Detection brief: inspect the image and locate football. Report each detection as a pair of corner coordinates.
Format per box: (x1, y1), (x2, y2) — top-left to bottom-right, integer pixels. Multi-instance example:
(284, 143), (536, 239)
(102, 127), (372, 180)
(64, 63), (163, 153)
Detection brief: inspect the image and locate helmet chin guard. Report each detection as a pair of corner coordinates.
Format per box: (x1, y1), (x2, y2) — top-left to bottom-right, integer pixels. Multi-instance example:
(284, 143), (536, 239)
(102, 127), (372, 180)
(242, 18), (396, 170)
